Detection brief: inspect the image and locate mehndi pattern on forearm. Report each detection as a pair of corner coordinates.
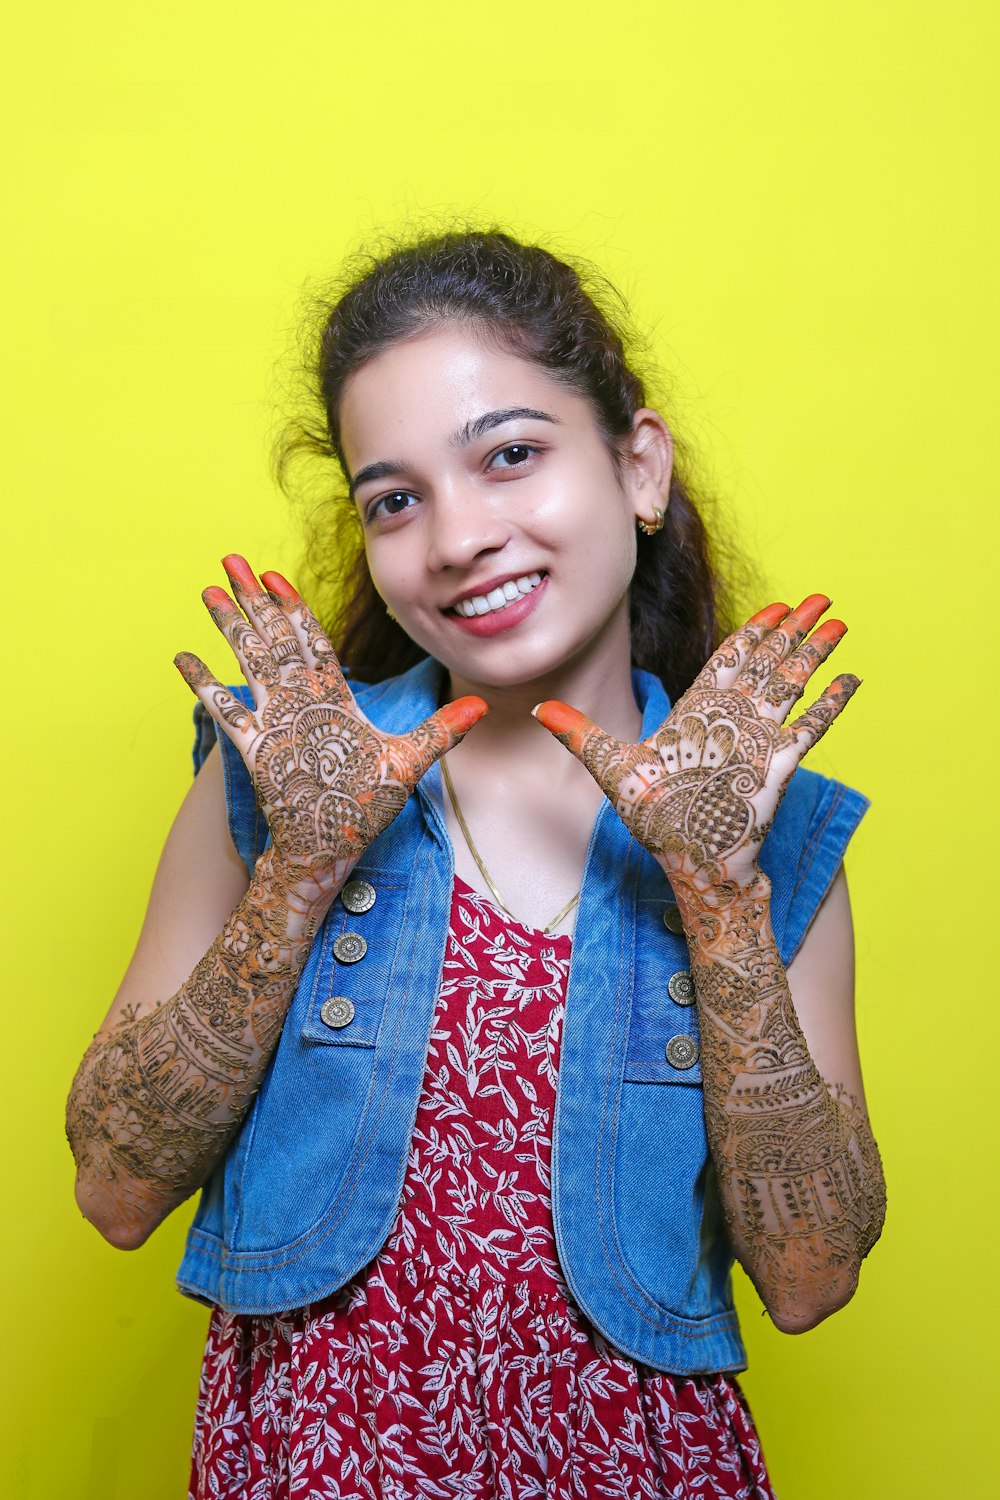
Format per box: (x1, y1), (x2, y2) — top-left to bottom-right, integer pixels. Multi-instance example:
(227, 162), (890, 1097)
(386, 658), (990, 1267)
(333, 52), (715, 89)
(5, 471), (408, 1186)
(534, 596), (883, 1324)
(69, 557), (487, 1243)
(66, 852), (327, 1209)
(681, 874), (886, 1317)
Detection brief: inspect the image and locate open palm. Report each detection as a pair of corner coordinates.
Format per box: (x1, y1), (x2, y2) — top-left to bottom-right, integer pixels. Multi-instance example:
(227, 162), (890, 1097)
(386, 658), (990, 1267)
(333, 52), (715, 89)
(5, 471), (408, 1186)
(175, 555), (487, 876)
(534, 596), (859, 891)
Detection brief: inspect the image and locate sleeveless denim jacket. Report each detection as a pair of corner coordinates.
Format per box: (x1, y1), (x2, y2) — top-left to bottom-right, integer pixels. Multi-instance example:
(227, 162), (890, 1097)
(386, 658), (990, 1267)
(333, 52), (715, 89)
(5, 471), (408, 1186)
(176, 657), (868, 1375)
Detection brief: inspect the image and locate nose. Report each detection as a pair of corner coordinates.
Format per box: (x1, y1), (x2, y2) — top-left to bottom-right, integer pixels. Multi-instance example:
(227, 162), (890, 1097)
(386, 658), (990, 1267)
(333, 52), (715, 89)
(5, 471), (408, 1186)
(424, 483), (510, 574)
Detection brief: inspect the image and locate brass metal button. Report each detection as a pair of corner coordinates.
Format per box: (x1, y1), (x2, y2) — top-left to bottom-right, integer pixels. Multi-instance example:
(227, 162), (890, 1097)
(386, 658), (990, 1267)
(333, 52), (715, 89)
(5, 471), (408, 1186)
(333, 932), (367, 964)
(665, 1034), (699, 1069)
(663, 903), (684, 934)
(667, 969), (696, 1007)
(320, 996), (355, 1029)
(342, 879), (376, 915)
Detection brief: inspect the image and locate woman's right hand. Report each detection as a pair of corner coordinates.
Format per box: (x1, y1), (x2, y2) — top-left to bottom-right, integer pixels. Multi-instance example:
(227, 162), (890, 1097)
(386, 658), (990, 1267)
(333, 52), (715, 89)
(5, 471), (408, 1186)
(174, 554), (488, 887)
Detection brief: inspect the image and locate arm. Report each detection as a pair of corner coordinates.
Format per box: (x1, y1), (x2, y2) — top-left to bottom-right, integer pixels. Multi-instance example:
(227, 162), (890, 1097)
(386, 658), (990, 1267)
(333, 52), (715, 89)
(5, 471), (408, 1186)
(676, 862), (884, 1332)
(66, 744), (339, 1249)
(66, 557), (487, 1250)
(534, 595), (886, 1332)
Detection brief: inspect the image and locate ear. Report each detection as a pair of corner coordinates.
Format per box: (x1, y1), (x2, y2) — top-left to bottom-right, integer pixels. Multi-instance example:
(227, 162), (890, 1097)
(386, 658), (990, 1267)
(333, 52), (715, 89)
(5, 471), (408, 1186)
(624, 409), (674, 525)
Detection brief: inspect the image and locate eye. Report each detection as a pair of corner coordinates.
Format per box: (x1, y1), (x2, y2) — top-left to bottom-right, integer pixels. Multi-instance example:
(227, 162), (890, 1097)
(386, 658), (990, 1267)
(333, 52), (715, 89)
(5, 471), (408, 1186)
(487, 443), (538, 472)
(366, 490), (417, 523)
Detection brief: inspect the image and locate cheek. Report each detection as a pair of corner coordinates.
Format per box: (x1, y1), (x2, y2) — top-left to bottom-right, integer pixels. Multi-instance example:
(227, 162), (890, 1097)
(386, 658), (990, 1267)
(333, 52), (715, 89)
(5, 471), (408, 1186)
(364, 543), (426, 616)
(562, 484), (639, 587)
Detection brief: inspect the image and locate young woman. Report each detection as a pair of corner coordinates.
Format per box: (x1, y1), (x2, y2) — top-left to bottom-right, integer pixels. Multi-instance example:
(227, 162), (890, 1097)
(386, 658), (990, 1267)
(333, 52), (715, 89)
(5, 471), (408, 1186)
(67, 231), (886, 1498)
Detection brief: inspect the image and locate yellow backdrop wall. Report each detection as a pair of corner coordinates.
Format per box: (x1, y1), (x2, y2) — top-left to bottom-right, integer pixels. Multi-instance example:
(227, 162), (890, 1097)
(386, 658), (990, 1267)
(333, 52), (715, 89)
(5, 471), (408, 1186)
(4, 2), (996, 1495)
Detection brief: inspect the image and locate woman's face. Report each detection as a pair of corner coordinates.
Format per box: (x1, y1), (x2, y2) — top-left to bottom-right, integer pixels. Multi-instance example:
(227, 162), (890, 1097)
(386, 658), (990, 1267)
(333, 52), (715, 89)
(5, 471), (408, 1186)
(338, 323), (671, 692)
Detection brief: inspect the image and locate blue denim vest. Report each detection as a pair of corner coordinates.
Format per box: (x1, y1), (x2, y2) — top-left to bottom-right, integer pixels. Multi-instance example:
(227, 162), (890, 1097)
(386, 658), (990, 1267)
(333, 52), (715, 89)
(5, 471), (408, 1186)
(177, 657), (868, 1375)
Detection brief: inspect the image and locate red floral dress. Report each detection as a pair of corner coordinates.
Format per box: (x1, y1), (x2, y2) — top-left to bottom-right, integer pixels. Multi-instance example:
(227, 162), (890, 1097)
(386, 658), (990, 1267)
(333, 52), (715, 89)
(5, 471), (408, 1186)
(189, 877), (777, 1499)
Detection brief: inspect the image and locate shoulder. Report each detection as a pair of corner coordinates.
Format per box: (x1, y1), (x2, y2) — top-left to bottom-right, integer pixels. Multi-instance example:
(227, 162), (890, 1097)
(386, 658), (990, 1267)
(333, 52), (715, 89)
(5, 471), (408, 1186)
(763, 766), (870, 966)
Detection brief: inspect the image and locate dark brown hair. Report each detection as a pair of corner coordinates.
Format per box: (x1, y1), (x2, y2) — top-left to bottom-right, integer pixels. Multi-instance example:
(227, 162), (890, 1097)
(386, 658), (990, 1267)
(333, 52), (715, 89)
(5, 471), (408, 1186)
(275, 228), (745, 703)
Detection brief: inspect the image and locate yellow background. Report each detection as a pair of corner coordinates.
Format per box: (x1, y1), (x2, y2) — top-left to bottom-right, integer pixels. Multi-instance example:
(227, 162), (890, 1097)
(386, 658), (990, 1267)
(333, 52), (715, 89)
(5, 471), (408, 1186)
(3, 2), (996, 1495)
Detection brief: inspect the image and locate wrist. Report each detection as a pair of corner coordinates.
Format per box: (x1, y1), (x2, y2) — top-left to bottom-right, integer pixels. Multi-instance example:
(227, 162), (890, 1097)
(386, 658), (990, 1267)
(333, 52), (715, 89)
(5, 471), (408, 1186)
(665, 862), (772, 926)
(254, 845), (352, 928)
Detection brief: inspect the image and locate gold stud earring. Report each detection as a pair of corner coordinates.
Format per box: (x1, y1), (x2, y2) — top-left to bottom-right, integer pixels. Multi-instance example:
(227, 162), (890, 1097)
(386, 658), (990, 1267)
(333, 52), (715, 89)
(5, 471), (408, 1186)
(637, 508), (665, 536)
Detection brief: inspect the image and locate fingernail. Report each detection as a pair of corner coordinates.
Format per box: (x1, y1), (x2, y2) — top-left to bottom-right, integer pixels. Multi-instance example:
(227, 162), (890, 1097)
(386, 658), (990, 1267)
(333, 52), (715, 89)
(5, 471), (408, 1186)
(532, 700), (580, 734)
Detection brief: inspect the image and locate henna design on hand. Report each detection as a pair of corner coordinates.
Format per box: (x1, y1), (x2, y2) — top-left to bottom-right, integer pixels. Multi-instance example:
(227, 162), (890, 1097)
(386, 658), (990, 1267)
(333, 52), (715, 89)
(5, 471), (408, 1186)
(681, 874), (886, 1329)
(179, 556), (488, 880)
(66, 848), (326, 1242)
(534, 596), (884, 1327)
(67, 557), (488, 1246)
(534, 595), (859, 893)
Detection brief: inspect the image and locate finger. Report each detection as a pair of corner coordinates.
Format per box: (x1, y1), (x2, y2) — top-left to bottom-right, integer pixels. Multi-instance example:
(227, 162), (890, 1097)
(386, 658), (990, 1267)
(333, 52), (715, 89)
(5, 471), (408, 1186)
(789, 673), (861, 758)
(391, 695), (490, 782)
(221, 554), (302, 671)
(203, 587), (280, 706)
(761, 619), (847, 720)
(174, 652), (257, 752)
(692, 602), (791, 691)
(259, 569), (346, 684)
(739, 593), (831, 694)
(532, 700), (627, 789)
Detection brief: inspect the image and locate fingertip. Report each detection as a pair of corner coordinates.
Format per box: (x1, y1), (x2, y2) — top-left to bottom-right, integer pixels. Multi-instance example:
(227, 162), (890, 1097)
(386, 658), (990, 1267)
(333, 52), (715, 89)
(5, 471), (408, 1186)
(260, 570), (301, 603)
(173, 650), (205, 683)
(532, 699), (583, 735)
(748, 602), (790, 627)
(221, 554), (259, 591)
(202, 585), (233, 610)
(440, 695), (490, 735)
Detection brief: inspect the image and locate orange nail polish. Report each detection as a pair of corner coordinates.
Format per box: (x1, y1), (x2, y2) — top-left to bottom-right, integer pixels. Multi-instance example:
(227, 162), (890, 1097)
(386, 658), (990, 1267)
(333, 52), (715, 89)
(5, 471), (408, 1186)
(260, 570), (301, 603)
(221, 554), (258, 592)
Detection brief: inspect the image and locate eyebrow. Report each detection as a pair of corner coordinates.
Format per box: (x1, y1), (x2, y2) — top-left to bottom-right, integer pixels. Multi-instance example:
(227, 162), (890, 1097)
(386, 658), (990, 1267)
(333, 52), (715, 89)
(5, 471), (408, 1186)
(450, 406), (560, 447)
(348, 407), (560, 499)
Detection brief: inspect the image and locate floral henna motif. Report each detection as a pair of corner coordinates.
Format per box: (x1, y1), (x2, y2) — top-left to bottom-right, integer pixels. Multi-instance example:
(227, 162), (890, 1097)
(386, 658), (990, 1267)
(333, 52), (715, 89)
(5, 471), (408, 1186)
(66, 848), (325, 1235)
(535, 597), (884, 1325)
(67, 557), (487, 1243)
(535, 596), (859, 892)
(261, 571), (339, 664)
(682, 874), (886, 1322)
(184, 561), (487, 879)
(248, 685), (467, 869)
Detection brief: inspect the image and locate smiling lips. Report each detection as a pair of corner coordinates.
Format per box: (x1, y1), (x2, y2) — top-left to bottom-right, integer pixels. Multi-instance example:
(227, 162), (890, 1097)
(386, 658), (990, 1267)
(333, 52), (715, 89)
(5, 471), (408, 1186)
(450, 571), (544, 618)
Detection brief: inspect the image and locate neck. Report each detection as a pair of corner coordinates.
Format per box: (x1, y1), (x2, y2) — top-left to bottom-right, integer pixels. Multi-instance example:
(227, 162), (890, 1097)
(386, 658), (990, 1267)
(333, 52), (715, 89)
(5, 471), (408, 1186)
(444, 636), (643, 782)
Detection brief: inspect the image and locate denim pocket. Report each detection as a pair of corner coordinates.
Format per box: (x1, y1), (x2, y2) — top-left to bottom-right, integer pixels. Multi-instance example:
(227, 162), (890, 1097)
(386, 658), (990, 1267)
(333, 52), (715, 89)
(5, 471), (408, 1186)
(611, 1075), (721, 1319)
(299, 862), (410, 1049)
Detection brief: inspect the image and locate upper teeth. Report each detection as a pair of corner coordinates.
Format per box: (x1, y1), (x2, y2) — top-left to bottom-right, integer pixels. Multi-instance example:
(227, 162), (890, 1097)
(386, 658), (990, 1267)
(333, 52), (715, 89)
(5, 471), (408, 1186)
(454, 573), (543, 617)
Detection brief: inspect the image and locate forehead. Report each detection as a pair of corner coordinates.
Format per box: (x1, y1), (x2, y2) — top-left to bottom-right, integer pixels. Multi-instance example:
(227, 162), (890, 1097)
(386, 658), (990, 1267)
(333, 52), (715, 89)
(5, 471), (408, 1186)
(337, 324), (587, 469)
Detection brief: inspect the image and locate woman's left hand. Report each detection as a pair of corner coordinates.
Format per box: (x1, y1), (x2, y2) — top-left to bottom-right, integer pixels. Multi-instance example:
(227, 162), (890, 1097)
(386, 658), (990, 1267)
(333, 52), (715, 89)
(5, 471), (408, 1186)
(533, 595), (859, 895)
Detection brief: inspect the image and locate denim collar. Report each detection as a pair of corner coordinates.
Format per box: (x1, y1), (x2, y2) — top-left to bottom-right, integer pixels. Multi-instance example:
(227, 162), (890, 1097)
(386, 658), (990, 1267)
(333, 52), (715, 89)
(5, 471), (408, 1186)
(358, 654), (672, 742)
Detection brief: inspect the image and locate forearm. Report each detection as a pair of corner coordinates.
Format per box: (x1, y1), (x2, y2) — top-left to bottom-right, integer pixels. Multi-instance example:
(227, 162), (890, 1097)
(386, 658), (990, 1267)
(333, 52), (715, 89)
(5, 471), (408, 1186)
(66, 847), (342, 1248)
(675, 869), (886, 1332)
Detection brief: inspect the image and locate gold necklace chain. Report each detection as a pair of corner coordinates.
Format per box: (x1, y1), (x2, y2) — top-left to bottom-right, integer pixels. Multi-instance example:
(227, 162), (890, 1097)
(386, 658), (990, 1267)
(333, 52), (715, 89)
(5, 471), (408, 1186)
(440, 756), (580, 936)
